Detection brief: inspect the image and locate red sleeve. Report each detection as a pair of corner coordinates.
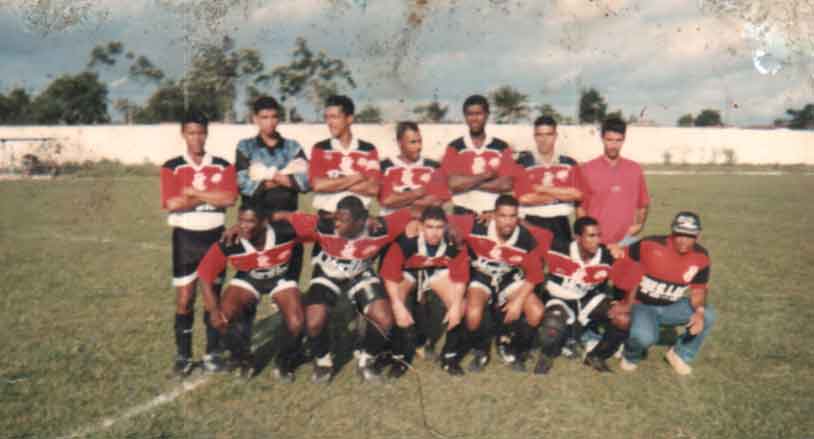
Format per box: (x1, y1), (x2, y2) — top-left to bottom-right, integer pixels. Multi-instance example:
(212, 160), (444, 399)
(636, 167), (650, 208)
(160, 167), (179, 209)
(522, 248), (546, 285)
(690, 259), (710, 289)
(383, 209), (413, 240)
(577, 164), (592, 210)
(220, 164), (238, 195)
(197, 244), (228, 284)
(610, 258), (645, 292)
(448, 248), (470, 283)
(447, 214), (475, 239)
(527, 225), (553, 254)
(440, 146), (461, 175)
(308, 146), (330, 186)
(513, 167), (534, 199)
(426, 169), (452, 201)
(497, 148), (517, 177)
(379, 243), (407, 282)
(289, 213), (318, 242)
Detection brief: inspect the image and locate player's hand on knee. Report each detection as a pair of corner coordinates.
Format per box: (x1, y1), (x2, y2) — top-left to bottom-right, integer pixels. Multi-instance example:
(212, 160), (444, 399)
(392, 301), (414, 328)
(501, 299), (523, 324)
(444, 301), (463, 330)
(212, 310), (229, 333)
(686, 308), (705, 335)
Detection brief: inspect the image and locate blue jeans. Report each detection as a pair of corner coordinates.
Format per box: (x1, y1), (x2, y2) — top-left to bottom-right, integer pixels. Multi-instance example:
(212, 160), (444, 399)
(623, 298), (716, 364)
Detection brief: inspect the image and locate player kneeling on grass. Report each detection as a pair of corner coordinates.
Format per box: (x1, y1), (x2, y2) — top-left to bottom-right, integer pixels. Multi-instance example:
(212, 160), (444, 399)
(273, 196), (417, 384)
(197, 204), (306, 382)
(380, 206), (468, 379)
(535, 216), (639, 374)
(442, 195), (551, 375)
(618, 211), (716, 376)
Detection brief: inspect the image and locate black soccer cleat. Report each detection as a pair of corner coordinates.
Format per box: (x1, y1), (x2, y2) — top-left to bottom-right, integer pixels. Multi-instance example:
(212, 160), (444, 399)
(511, 353), (528, 373)
(388, 362), (409, 380)
(172, 355), (194, 377)
(273, 356), (296, 383)
(202, 353), (226, 374)
(497, 341), (516, 365)
(534, 354), (554, 375)
(583, 355), (613, 373)
(467, 349), (490, 373)
(441, 357), (465, 376)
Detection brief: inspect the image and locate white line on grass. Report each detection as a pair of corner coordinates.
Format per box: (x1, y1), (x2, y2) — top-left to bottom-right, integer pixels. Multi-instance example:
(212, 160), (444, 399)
(20, 231), (167, 251)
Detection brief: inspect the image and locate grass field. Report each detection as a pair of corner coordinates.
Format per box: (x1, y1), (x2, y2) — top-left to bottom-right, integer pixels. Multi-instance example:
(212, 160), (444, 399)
(1, 174), (813, 439)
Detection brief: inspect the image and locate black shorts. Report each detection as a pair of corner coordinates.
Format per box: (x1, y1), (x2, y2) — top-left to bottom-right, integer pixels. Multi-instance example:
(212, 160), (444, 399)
(229, 270), (298, 300)
(302, 266), (386, 313)
(524, 215), (572, 242)
(469, 269), (525, 307)
(171, 226), (224, 287)
(539, 287), (612, 327)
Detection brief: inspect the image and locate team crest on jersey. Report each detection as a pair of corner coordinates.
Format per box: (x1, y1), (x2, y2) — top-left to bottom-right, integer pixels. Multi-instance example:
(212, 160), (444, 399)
(362, 245), (379, 257)
(472, 157), (486, 174)
(595, 270), (608, 280)
(542, 172), (554, 187)
(340, 242), (356, 259)
(192, 172), (207, 191)
(257, 255), (271, 268)
(211, 173), (222, 183)
(556, 169), (569, 180)
(277, 250), (291, 261)
(488, 157), (500, 169)
(683, 265), (699, 283)
(419, 172), (431, 183)
(339, 156), (356, 175)
(509, 255), (523, 264)
(400, 168), (414, 188)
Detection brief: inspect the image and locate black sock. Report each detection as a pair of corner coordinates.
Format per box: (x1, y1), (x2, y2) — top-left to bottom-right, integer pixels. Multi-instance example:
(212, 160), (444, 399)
(203, 311), (222, 355)
(513, 320), (538, 358)
(441, 324), (467, 361)
(361, 323), (390, 357)
(311, 326), (331, 360)
(591, 325), (628, 360)
(175, 313), (194, 359)
(277, 321), (303, 368)
(392, 325), (417, 363)
(469, 321), (491, 353)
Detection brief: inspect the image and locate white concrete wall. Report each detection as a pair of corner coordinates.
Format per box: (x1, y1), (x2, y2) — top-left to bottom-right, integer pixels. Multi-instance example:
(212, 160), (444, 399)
(0, 124), (812, 166)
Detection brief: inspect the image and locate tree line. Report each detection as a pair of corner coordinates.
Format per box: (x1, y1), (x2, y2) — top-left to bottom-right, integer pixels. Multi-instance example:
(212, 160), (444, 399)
(1, 38), (812, 129)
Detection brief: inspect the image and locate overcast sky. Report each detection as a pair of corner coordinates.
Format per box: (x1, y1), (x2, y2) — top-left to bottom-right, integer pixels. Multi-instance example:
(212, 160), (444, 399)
(0, 0), (811, 126)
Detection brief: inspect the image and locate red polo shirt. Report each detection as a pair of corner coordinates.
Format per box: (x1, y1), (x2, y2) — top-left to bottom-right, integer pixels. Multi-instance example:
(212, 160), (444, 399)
(581, 156), (650, 244)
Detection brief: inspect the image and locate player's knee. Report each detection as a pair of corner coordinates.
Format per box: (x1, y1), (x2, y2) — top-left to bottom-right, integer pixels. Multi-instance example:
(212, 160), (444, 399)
(465, 305), (484, 331)
(305, 310), (326, 337)
(611, 313), (631, 331)
(367, 302), (394, 331)
(285, 311), (304, 337)
(540, 311), (567, 346)
(525, 301), (545, 327)
(628, 325), (658, 349)
(176, 292), (195, 314)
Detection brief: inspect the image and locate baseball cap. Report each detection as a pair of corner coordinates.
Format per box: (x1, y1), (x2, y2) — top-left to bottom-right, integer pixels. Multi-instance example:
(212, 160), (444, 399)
(671, 211), (702, 236)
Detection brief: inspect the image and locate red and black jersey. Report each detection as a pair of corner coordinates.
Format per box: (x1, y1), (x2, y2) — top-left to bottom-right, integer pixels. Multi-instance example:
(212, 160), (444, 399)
(448, 214), (550, 285)
(308, 137), (381, 212)
(544, 239), (614, 300)
(289, 209), (412, 279)
(197, 220), (300, 284)
(627, 235), (711, 305)
(440, 135), (517, 213)
(514, 152), (587, 219)
(160, 153), (237, 231)
(379, 156), (451, 215)
(380, 232), (469, 283)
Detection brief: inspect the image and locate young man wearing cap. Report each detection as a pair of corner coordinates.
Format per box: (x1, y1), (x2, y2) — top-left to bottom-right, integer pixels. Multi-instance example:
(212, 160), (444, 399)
(616, 211), (717, 375)
(578, 117), (650, 258)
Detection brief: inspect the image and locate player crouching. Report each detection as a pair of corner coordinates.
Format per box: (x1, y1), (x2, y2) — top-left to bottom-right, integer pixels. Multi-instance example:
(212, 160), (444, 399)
(197, 204), (306, 382)
(380, 206), (468, 379)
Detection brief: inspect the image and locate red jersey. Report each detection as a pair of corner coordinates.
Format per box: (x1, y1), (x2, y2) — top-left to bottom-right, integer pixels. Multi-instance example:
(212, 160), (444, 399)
(380, 232), (469, 283)
(627, 235), (710, 305)
(440, 135), (517, 214)
(160, 153), (237, 231)
(308, 137), (381, 212)
(544, 239), (614, 300)
(514, 152), (587, 219)
(289, 209), (412, 279)
(379, 156), (451, 215)
(196, 220), (300, 284)
(448, 214), (550, 285)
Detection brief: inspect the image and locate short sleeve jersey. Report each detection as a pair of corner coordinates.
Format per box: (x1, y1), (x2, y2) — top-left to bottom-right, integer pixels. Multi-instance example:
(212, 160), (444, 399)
(308, 137), (381, 212)
(627, 235), (710, 305)
(379, 232), (469, 283)
(440, 135), (516, 214)
(514, 152), (587, 219)
(379, 156), (451, 215)
(160, 153), (237, 231)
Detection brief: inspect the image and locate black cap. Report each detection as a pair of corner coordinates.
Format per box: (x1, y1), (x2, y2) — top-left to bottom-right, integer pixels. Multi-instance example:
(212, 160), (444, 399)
(671, 211), (702, 236)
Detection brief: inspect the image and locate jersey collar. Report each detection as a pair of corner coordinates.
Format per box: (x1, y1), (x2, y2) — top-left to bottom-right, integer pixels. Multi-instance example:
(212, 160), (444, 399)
(184, 151), (213, 171)
(330, 135), (360, 153)
(241, 225), (276, 253)
(463, 132), (494, 152)
(488, 220), (519, 247)
(569, 240), (602, 267)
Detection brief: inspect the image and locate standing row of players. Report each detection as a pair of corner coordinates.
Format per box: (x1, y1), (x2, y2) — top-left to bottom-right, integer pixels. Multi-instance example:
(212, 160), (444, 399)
(160, 94), (717, 382)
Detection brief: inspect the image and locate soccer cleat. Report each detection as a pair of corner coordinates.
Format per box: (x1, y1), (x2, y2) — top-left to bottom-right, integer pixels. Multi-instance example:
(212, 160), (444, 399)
(388, 362), (409, 380)
(511, 355), (527, 373)
(583, 339), (600, 356)
(441, 357), (465, 376)
(311, 354), (334, 384)
(561, 338), (583, 360)
(273, 356), (296, 383)
(534, 354), (553, 375)
(172, 355), (194, 377)
(665, 348), (692, 375)
(467, 349), (490, 373)
(583, 355), (613, 373)
(202, 353), (226, 373)
(497, 342), (516, 364)
(356, 352), (384, 384)
(619, 356), (638, 372)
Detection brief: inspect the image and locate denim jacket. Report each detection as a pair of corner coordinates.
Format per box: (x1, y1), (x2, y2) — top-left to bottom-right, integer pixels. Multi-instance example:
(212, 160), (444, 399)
(235, 134), (310, 210)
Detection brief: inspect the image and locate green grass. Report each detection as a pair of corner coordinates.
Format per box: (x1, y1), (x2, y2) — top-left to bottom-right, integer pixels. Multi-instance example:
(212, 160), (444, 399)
(1, 175), (813, 438)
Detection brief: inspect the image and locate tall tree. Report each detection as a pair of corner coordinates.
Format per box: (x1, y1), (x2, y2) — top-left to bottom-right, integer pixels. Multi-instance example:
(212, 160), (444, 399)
(677, 113), (694, 127)
(30, 72), (109, 124)
(263, 37), (356, 119)
(578, 88), (607, 124)
(694, 109), (723, 127)
(355, 105), (383, 123)
(536, 103), (563, 122)
(785, 104), (814, 129)
(113, 98), (140, 124)
(413, 100), (448, 123)
(0, 88), (34, 124)
(489, 85), (530, 123)
(86, 41), (124, 69)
